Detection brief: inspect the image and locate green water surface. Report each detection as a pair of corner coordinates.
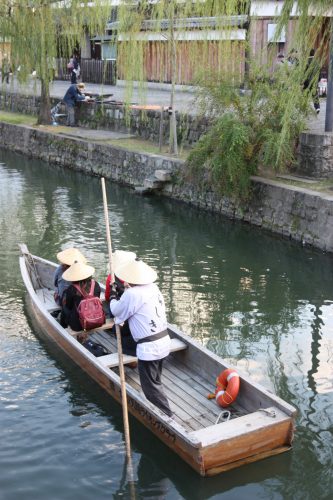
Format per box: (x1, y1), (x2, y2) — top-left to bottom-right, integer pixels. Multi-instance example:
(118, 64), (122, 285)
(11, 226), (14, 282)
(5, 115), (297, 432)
(0, 149), (332, 500)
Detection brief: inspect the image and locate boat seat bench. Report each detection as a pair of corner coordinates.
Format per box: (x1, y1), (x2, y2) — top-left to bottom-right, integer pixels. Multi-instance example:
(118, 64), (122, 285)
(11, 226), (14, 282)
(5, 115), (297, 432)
(99, 338), (187, 368)
(67, 320), (115, 336)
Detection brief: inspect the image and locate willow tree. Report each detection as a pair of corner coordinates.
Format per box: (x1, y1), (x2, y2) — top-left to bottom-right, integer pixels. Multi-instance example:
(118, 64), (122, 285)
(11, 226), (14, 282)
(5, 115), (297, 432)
(116, 0), (333, 195)
(0, 0), (109, 124)
(117, 0), (248, 154)
(185, 0), (333, 197)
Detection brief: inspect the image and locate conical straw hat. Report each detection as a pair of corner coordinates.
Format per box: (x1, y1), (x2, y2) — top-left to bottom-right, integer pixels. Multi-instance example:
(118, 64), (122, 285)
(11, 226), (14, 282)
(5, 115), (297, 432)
(107, 250), (137, 274)
(62, 261), (95, 282)
(115, 259), (157, 285)
(57, 247), (87, 266)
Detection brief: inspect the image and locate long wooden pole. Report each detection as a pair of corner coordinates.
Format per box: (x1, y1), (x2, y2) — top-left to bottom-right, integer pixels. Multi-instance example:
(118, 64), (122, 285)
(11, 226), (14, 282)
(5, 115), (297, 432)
(101, 178), (133, 467)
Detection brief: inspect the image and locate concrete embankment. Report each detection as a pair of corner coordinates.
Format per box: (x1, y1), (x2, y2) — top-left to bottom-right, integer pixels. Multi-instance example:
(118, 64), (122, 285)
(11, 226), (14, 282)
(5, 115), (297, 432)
(1, 120), (333, 253)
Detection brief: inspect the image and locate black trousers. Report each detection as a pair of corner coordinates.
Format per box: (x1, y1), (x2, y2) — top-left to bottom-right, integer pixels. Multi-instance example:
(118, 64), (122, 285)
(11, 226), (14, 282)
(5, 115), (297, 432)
(71, 70), (77, 84)
(138, 359), (172, 417)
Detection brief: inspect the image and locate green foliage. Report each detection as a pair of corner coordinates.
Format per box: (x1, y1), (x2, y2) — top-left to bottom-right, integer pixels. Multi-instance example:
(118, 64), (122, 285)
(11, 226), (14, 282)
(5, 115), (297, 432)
(188, 113), (256, 199)
(0, 1), (109, 123)
(188, 64), (311, 199)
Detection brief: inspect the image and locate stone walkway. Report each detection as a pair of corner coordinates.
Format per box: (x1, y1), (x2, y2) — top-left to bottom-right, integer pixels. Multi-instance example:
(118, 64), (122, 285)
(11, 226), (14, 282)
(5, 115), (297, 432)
(57, 127), (134, 141)
(305, 97), (327, 133)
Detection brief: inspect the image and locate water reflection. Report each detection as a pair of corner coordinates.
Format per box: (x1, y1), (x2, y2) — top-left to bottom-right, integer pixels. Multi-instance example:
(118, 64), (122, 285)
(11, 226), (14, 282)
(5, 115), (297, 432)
(1, 149), (333, 498)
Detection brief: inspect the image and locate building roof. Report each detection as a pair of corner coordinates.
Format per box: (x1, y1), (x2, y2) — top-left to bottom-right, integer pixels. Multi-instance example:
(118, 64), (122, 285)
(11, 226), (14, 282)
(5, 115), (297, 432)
(106, 15), (248, 31)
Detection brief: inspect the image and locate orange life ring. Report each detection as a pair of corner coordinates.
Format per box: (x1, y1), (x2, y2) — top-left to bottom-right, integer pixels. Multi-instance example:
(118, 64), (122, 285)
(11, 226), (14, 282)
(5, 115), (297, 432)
(215, 368), (240, 408)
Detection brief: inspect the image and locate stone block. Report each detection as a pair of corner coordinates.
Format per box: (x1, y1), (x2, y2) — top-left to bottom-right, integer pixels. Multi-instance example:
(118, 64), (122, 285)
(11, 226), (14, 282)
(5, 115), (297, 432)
(143, 177), (164, 190)
(154, 169), (171, 181)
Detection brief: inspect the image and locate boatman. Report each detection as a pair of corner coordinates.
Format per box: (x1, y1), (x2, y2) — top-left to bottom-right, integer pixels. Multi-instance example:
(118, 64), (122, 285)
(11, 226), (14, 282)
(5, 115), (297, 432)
(110, 258), (173, 418)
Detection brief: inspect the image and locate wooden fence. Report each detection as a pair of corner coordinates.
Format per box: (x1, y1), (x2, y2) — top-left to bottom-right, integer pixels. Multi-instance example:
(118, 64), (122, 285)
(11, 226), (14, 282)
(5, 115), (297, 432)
(54, 58), (117, 85)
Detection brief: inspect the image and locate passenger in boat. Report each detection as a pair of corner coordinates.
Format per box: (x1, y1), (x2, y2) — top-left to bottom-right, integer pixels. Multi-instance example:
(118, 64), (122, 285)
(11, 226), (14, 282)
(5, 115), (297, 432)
(54, 247), (87, 306)
(105, 250), (137, 304)
(110, 259), (173, 417)
(61, 261), (101, 331)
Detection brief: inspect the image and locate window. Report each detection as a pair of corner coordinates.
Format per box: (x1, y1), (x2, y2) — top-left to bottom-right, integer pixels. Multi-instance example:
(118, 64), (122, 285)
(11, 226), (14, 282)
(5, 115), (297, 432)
(102, 42), (117, 60)
(267, 23), (286, 43)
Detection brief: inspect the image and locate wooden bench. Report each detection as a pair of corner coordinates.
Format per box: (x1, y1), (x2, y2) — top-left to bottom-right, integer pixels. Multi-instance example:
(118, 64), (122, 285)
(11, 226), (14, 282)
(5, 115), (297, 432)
(98, 338), (187, 369)
(67, 320), (115, 337)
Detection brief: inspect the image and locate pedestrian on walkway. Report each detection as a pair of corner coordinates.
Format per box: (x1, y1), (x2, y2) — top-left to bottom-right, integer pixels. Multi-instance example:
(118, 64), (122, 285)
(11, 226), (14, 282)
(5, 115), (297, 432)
(1, 55), (11, 84)
(70, 55), (80, 84)
(63, 82), (87, 126)
(303, 49), (320, 114)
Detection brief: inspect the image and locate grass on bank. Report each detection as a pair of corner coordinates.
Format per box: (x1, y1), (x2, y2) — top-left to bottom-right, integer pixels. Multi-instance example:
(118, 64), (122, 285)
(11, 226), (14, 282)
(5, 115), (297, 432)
(1, 110), (332, 194)
(105, 137), (190, 160)
(38, 123), (190, 160)
(0, 111), (36, 126)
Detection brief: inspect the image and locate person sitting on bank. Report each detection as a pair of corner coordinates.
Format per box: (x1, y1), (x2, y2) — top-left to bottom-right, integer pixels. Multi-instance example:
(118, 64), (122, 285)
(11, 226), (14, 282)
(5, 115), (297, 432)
(61, 261), (101, 331)
(110, 258), (173, 418)
(63, 82), (88, 127)
(54, 247), (87, 306)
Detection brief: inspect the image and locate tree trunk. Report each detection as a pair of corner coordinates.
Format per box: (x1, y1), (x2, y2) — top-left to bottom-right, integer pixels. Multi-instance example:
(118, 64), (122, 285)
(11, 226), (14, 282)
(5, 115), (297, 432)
(37, 79), (51, 125)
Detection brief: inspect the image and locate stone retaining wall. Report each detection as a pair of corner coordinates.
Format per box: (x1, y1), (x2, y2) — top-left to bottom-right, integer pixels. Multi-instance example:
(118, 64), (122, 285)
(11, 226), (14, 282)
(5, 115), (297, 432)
(297, 132), (333, 178)
(0, 121), (182, 187)
(1, 90), (330, 178)
(171, 176), (333, 252)
(1, 121), (333, 253)
(0, 90), (209, 147)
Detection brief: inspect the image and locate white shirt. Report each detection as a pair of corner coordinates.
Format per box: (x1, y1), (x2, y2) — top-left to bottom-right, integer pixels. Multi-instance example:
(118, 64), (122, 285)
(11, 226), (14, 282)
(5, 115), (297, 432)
(110, 283), (170, 361)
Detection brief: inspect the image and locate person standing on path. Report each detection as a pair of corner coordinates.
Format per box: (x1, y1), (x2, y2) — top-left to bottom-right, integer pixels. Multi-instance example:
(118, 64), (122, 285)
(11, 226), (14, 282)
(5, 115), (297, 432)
(63, 82), (87, 126)
(70, 55), (80, 84)
(1, 55), (11, 84)
(303, 49), (321, 114)
(110, 259), (173, 417)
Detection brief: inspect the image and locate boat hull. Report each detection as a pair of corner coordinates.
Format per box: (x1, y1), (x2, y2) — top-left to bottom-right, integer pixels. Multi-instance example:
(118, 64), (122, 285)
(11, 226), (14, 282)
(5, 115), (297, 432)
(20, 248), (296, 476)
(29, 297), (203, 473)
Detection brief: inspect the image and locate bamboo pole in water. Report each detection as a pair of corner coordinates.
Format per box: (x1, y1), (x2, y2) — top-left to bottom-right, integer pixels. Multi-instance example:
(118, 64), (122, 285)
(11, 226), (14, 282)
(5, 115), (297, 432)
(101, 177), (133, 469)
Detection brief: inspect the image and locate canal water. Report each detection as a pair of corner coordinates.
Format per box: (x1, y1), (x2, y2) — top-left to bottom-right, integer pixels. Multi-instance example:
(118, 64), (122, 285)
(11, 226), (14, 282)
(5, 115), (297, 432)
(0, 149), (332, 500)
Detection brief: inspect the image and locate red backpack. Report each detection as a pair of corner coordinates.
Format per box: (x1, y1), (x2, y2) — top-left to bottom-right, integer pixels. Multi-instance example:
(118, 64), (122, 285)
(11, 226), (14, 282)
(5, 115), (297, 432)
(74, 280), (105, 331)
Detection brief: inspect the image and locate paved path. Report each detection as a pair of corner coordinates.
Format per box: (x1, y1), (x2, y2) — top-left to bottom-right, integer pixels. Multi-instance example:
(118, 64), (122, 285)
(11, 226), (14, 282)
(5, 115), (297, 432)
(56, 128), (134, 141)
(5, 78), (197, 114)
(1, 77), (330, 133)
(306, 98), (327, 133)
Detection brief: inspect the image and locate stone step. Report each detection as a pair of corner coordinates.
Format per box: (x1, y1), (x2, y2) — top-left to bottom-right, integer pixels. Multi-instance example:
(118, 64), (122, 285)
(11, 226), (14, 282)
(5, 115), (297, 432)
(276, 174), (316, 184)
(154, 169), (172, 182)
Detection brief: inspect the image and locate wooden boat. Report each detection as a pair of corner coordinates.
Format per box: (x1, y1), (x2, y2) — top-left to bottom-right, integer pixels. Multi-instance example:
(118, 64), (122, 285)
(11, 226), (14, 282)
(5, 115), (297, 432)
(19, 244), (296, 477)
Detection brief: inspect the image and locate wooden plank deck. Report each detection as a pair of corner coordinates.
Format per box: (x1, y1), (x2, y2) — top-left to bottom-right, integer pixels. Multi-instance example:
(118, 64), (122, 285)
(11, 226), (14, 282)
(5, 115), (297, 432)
(88, 329), (246, 432)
